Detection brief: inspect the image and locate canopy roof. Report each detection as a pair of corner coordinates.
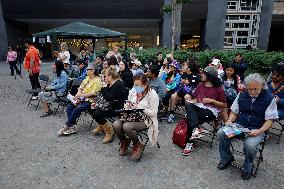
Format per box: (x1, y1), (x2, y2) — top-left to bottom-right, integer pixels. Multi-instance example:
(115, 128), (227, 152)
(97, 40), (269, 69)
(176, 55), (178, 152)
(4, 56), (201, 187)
(32, 21), (126, 38)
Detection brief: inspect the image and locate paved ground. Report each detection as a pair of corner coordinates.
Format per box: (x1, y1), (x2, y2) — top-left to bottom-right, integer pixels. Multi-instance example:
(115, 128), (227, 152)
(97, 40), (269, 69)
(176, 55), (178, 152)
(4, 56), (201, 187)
(0, 62), (283, 189)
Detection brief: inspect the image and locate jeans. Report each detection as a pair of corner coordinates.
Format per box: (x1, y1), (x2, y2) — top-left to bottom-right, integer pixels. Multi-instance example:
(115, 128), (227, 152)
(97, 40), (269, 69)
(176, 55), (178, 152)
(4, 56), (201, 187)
(185, 102), (216, 141)
(9, 61), (21, 76)
(29, 73), (41, 96)
(217, 128), (265, 173)
(66, 101), (91, 127)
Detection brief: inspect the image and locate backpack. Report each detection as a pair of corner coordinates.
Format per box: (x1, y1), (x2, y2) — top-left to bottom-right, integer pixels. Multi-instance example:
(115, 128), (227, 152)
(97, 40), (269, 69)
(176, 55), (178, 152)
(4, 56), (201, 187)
(172, 117), (188, 148)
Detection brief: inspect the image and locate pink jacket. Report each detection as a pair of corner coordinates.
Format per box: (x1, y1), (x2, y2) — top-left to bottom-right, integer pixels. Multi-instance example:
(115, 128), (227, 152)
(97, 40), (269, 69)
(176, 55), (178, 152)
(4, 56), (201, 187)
(6, 51), (17, 62)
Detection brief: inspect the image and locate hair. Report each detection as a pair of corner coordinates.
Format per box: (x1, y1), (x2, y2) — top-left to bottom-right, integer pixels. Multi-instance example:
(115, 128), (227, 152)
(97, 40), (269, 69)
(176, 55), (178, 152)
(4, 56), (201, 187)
(244, 73), (268, 90)
(130, 53), (137, 60)
(76, 59), (86, 66)
(116, 55), (122, 62)
(187, 60), (200, 74)
(235, 53), (242, 57)
(119, 60), (130, 72)
(106, 65), (120, 80)
(133, 73), (150, 95)
(54, 60), (66, 78)
(108, 55), (118, 66)
(149, 65), (160, 77)
(271, 62), (284, 77)
(204, 71), (222, 87)
(156, 52), (162, 56)
(223, 64), (238, 91)
(60, 42), (68, 50)
(24, 38), (33, 45)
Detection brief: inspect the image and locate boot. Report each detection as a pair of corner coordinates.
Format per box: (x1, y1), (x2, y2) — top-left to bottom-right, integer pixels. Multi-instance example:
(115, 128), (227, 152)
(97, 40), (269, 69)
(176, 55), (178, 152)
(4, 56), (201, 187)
(102, 122), (114, 143)
(91, 124), (104, 135)
(119, 138), (131, 156)
(130, 141), (144, 160)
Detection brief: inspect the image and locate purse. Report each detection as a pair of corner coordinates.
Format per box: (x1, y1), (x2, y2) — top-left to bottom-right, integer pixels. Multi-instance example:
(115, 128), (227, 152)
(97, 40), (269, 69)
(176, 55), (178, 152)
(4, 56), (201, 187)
(93, 92), (111, 111)
(119, 109), (147, 123)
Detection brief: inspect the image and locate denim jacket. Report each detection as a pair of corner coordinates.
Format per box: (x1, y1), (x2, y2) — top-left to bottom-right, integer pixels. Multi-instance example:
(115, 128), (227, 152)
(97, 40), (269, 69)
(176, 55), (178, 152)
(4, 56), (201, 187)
(48, 71), (68, 96)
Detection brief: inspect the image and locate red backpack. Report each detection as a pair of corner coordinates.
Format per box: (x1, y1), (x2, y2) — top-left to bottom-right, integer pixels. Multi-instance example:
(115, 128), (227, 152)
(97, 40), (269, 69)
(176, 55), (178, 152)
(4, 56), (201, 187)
(172, 117), (188, 148)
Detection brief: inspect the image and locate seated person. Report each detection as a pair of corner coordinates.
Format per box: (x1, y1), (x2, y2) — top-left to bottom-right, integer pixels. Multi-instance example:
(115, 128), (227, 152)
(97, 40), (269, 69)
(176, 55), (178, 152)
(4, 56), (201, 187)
(161, 61), (181, 112)
(146, 65), (167, 100)
(183, 66), (227, 156)
(222, 64), (242, 121)
(57, 64), (102, 135)
(63, 61), (79, 78)
(118, 59), (134, 90)
(113, 74), (159, 160)
(38, 60), (68, 117)
(231, 53), (247, 81)
(168, 60), (200, 123)
(217, 73), (278, 180)
(158, 54), (173, 77)
(268, 62), (284, 120)
(77, 59), (87, 80)
(94, 54), (104, 74)
(131, 59), (144, 77)
(91, 65), (128, 143)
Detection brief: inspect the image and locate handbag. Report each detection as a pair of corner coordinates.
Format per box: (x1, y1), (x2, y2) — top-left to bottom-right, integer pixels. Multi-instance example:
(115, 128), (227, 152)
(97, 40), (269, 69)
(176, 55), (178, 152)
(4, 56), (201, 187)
(119, 109), (147, 123)
(172, 117), (188, 148)
(93, 92), (111, 111)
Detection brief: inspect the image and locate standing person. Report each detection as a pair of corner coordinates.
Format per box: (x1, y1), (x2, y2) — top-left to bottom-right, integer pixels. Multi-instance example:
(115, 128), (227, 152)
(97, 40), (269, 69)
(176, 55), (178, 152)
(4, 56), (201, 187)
(113, 74), (159, 160)
(232, 53), (247, 81)
(182, 66), (227, 156)
(6, 46), (21, 76)
(16, 44), (24, 73)
(24, 38), (41, 99)
(57, 42), (70, 65)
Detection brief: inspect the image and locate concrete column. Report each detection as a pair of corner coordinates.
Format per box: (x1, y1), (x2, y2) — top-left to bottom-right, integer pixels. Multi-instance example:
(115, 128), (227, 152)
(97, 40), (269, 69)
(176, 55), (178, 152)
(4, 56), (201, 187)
(257, 0), (274, 50)
(162, 0), (181, 49)
(0, 0), (8, 60)
(205, 0), (228, 50)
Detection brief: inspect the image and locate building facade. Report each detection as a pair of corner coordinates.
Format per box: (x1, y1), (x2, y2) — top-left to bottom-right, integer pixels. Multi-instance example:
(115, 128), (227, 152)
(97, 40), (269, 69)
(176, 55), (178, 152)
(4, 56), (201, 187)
(0, 0), (281, 60)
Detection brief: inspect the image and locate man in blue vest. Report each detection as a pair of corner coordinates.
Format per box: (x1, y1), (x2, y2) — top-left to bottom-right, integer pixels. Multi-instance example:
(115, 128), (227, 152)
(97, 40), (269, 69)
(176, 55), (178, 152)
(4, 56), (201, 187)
(217, 73), (278, 180)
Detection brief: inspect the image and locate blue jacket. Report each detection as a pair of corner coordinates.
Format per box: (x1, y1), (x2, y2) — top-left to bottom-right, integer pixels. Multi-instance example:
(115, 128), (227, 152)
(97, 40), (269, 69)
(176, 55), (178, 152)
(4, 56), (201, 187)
(48, 71), (68, 96)
(161, 72), (181, 91)
(77, 68), (87, 80)
(236, 91), (274, 129)
(268, 81), (284, 119)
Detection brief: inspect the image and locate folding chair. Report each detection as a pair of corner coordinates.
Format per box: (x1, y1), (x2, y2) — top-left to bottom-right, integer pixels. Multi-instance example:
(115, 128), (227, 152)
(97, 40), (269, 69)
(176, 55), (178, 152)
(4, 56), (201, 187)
(53, 79), (83, 116)
(26, 74), (49, 109)
(269, 119), (284, 144)
(229, 133), (268, 178)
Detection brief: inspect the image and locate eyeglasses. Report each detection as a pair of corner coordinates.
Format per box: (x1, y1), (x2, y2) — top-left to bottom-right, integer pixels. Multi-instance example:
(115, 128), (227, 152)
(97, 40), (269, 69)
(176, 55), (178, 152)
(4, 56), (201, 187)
(247, 89), (260, 93)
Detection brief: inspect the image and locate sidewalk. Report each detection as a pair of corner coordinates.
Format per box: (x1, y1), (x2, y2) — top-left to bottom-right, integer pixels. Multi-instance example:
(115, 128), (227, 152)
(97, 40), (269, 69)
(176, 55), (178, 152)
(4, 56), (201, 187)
(0, 63), (283, 189)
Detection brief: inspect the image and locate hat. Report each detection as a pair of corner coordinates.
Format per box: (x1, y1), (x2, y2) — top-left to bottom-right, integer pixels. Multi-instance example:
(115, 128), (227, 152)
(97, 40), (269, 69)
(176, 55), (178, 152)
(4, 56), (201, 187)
(86, 64), (95, 70)
(170, 61), (180, 70)
(132, 59), (142, 67)
(204, 66), (218, 77)
(211, 59), (220, 66)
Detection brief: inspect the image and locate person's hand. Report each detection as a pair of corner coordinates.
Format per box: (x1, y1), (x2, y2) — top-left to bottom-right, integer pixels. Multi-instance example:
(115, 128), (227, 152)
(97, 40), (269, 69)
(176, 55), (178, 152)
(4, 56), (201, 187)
(275, 96), (280, 103)
(248, 129), (262, 137)
(29, 71), (33, 76)
(225, 120), (233, 125)
(202, 98), (214, 104)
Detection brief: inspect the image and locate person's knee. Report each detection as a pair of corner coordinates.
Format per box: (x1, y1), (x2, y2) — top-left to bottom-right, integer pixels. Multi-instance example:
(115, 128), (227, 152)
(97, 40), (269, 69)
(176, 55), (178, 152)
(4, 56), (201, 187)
(113, 120), (123, 131)
(171, 92), (178, 100)
(244, 138), (259, 153)
(217, 128), (226, 140)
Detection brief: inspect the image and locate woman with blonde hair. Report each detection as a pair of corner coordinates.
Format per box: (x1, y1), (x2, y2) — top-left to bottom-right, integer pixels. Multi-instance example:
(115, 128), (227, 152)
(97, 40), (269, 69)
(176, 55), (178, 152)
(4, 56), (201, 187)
(91, 65), (128, 143)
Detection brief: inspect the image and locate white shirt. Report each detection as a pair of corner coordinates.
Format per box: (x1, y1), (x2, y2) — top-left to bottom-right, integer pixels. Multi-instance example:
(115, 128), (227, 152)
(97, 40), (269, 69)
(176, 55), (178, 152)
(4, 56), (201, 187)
(57, 51), (70, 64)
(231, 93), (279, 120)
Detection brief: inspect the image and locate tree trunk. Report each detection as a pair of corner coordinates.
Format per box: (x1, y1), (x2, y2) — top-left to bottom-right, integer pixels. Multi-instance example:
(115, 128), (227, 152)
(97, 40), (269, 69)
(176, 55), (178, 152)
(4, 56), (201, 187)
(171, 1), (182, 56)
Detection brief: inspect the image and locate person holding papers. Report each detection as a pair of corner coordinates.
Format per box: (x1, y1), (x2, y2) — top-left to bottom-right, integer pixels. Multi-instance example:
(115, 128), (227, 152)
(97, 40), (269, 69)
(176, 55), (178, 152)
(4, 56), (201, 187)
(217, 73), (278, 180)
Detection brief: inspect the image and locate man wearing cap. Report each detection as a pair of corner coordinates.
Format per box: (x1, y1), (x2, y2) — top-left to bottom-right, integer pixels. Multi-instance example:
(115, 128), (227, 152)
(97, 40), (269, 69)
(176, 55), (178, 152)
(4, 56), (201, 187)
(131, 59), (144, 77)
(58, 64), (102, 135)
(182, 66), (227, 156)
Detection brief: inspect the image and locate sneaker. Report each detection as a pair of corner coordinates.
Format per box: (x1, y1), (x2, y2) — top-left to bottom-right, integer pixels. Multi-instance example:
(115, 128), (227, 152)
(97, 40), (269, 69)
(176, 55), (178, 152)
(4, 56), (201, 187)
(62, 127), (76, 135)
(167, 114), (175, 123)
(57, 126), (68, 135)
(190, 128), (204, 140)
(31, 96), (38, 100)
(182, 143), (195, 156)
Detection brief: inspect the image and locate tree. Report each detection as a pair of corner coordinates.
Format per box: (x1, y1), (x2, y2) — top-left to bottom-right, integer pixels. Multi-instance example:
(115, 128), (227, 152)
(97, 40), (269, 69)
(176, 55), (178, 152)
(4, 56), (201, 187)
(161, 0), (192, 55)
